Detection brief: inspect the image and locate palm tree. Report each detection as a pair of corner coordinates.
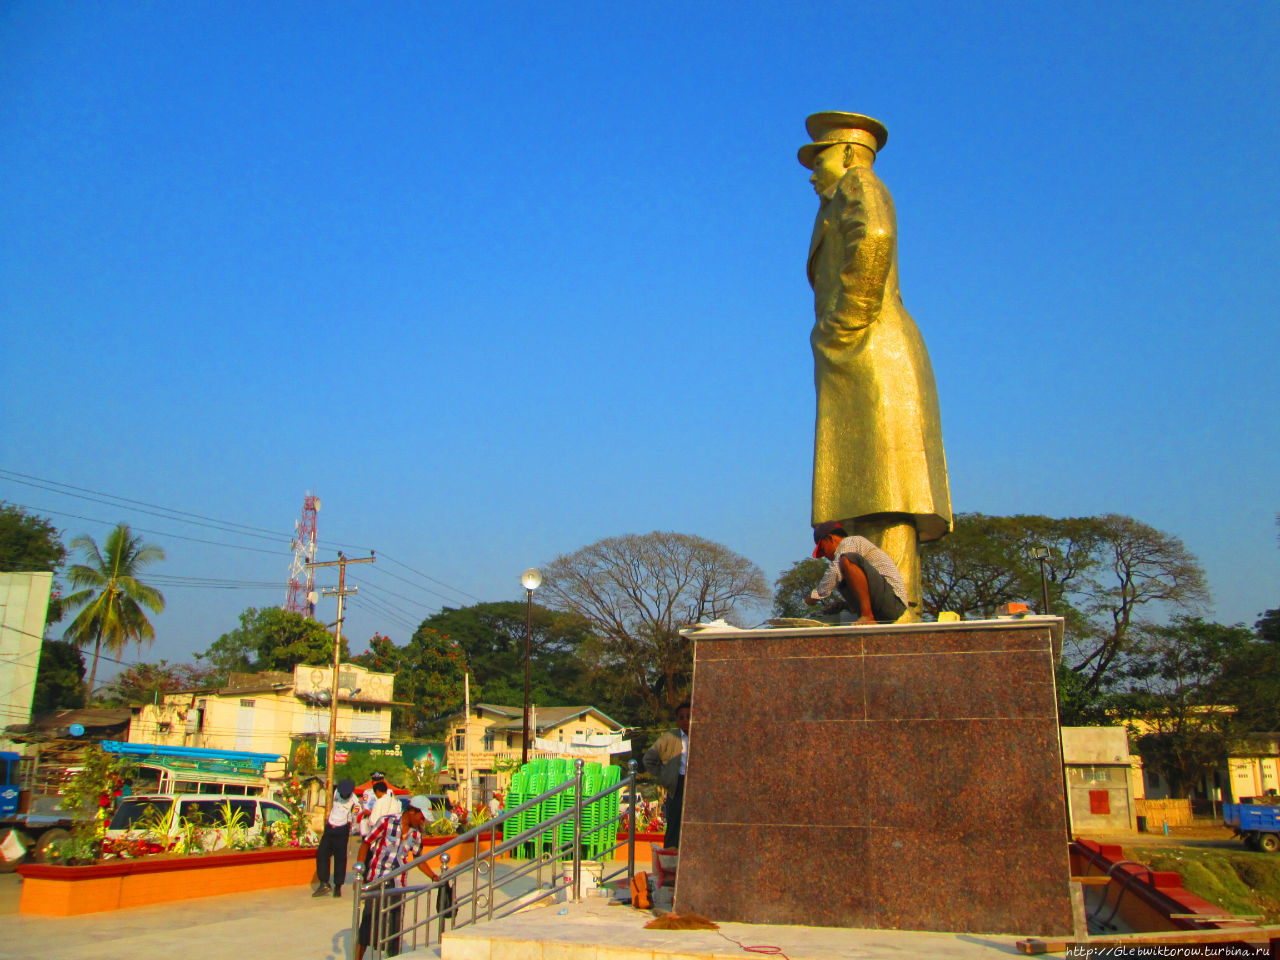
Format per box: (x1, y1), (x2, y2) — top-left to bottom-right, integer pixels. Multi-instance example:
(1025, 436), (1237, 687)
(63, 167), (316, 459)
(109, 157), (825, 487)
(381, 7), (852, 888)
(62, 524), (166, 707)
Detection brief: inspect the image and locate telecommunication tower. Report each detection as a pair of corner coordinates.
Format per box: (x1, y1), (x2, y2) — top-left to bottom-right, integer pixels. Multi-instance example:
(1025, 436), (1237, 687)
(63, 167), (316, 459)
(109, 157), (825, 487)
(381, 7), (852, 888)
(284, 493), (320, 617)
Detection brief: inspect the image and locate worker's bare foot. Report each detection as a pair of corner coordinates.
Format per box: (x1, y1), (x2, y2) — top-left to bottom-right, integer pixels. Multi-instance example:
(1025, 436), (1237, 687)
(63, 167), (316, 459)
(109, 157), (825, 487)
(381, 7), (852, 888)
(855, 616), (877, 625)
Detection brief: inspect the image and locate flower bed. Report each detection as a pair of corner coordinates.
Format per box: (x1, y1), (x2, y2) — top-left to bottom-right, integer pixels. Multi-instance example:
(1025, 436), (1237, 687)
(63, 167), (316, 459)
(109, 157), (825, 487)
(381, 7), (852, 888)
(17, 846), (318, 916)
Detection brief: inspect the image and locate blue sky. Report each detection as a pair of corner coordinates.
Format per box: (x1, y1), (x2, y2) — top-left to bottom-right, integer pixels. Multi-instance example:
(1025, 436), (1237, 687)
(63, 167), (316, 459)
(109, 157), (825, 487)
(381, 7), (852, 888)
(2, 1), (1277, 675)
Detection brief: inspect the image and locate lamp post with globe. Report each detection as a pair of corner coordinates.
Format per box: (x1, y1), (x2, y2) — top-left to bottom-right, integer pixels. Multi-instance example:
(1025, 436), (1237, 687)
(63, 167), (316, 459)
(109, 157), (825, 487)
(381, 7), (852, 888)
(520, 568), (542, 765)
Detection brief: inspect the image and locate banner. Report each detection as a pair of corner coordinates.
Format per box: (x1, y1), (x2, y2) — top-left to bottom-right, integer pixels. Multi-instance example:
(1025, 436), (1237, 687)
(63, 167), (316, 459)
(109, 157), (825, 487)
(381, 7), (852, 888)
(312, 740), (445, 770)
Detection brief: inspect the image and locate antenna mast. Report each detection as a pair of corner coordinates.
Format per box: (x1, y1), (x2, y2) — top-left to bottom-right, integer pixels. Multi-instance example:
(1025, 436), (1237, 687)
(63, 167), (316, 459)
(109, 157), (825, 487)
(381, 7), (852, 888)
(284, 493), (320, 617)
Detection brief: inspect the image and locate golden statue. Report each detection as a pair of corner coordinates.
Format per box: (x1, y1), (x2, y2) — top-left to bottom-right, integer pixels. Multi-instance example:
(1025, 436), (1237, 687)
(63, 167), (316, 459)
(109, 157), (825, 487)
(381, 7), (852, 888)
(799, 112), (951, 616)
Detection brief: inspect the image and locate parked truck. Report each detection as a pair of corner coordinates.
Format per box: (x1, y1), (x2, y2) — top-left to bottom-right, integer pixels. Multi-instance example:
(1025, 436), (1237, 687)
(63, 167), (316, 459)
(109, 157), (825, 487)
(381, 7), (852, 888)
(0, 749), (85, 864)
(1222, 801), (1280, 852)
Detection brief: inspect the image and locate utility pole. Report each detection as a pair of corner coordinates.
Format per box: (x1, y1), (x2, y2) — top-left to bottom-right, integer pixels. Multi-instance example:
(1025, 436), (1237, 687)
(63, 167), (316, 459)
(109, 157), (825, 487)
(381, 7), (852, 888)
(463, 670), (471, 812)
(306, 551), (375, 816)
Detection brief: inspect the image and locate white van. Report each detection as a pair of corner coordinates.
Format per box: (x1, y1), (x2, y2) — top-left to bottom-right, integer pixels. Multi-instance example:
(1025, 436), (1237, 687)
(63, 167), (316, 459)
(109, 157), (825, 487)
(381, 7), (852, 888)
(105, 794), (294, 850)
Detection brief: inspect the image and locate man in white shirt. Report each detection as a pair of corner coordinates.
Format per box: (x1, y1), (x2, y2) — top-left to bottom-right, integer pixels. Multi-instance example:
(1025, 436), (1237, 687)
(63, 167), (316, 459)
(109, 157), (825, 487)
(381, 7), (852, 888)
(367, 777), (400, 830)
(314, 777), (360, 898)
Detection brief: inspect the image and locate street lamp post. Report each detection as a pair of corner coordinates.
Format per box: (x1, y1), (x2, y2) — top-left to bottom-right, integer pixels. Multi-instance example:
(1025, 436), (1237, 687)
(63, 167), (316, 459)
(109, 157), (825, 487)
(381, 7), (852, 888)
(520, 568), (542, 766)
(1030, 547), (1051, 615)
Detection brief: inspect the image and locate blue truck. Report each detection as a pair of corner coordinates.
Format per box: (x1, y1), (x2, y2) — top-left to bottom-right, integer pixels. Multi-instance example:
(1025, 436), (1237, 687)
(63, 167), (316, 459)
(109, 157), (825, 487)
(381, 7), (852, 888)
(0, 750), (84, 865)
(1222, 801), (1280, 852)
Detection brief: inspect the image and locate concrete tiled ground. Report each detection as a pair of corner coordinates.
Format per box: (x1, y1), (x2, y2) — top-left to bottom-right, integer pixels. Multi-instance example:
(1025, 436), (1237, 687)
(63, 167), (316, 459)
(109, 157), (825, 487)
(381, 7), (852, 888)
(3, 868), (1036, 960)
(0, 873), (365, 960)
(432, 897), (1028, 960)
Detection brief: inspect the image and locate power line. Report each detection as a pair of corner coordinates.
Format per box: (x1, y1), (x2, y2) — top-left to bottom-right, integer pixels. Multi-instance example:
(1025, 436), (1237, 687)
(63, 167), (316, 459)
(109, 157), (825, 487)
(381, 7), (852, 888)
(379, 553), (482, 604)
(1, 470), (484, 606)
(361, 562), (472, 608)
(346, 573), (436, 613)
(346, 595), (419, 633)
(0, 469), (284, 538)
(0, 472), (288, 545)
(0, 503), (289, 556)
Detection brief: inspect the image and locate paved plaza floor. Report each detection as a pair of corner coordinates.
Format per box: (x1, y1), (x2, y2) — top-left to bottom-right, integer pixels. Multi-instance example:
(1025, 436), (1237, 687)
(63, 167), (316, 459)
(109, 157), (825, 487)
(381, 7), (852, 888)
(0, 872), (367, 960)
(10, 830), (1233, 960)
(2, 868), (1037, 960)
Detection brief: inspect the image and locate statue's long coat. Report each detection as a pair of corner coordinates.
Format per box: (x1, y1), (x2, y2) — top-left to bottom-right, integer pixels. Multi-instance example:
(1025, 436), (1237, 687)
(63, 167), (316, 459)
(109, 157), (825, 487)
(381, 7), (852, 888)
(808, 164), (952, 542)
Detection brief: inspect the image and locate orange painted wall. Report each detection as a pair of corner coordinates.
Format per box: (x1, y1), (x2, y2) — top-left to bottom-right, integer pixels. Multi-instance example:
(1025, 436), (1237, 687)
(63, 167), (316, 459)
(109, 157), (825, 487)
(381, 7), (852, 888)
(19, 854), (316, 916)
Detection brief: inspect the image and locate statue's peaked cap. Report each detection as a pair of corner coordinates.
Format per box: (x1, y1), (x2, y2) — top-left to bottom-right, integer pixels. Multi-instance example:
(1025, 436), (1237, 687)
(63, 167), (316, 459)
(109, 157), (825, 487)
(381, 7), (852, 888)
(798, 112), (888, 169)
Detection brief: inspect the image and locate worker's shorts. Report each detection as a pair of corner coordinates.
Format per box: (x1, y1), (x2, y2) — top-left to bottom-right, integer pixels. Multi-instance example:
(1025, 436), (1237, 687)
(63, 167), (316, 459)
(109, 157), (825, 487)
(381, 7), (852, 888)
(835, 553), (907, 622)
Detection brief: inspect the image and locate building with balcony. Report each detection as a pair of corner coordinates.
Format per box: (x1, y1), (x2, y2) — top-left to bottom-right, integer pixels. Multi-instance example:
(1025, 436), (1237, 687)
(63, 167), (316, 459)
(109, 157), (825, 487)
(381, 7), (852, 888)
(444, 703), (626, 802)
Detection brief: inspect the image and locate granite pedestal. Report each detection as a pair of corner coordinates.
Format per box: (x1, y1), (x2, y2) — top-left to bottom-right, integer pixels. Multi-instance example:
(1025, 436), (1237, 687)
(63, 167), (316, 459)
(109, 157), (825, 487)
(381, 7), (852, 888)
(673, 617), (1074, 937)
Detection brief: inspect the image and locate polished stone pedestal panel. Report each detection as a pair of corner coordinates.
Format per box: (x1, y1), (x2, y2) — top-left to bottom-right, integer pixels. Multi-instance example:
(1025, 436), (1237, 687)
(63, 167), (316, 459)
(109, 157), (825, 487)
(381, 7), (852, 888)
(673, 619), (1073, 936)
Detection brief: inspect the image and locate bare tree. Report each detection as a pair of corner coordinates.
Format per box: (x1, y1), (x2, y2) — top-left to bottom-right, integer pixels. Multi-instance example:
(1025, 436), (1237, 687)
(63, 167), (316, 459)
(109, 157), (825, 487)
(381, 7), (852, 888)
(1071, 514), (1209, 691)
(922, 513), (1209, 696)
(541, 532), (769, 722)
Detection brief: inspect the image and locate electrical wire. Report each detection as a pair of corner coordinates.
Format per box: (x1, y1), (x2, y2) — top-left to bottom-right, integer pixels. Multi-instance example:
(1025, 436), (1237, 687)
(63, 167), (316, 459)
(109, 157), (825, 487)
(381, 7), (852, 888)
(345, 574), (435, 614)
(0, 503), (289, 556)
(1, 470), (483, 610)
(344, 595), (419, 633)
(716, 932), (790, 960)
(378, 553), (482, 604)
(0, 469), (284, 538)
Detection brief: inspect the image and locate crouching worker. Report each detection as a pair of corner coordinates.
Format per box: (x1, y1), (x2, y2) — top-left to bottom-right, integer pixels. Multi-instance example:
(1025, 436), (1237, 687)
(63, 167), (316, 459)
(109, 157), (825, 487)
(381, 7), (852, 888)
(355, 795), (439, 960)
(805, 521), (908, 624)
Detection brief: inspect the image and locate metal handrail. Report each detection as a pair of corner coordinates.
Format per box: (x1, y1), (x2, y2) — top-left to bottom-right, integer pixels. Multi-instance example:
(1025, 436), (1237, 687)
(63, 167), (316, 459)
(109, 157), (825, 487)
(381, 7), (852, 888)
(350, 758), (638, 958)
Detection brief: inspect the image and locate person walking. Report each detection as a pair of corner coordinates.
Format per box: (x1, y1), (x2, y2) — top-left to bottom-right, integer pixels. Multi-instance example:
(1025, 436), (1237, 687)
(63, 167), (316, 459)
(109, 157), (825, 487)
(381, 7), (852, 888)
(314, 777), (360, 898)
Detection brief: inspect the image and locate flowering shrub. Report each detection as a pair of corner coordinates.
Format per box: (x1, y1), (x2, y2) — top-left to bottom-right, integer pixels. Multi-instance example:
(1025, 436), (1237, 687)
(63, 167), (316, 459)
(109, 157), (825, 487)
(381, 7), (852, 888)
(100, 837), (166, 860)
(46, 833), (100, 866)
(265, 776), (317, 847)
(622, 798), (664, 834)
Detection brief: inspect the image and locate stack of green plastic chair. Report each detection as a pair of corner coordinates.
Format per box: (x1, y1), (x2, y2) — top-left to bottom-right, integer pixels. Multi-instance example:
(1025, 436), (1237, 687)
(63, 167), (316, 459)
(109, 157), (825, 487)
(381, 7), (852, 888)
(581, 764), (604, 858)
(545, 765), (566, 857)
(505, 757), (631, 860)
(504, 766), (529, 855)
(585, 763), (621, 859)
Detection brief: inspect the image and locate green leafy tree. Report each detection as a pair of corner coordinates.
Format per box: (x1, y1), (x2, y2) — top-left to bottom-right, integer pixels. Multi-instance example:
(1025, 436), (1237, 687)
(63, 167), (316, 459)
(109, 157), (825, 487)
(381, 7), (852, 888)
(541, 531), (769, 724)
(195, 623), (259, 679)
(31, 639), (86, 715)
(1213, 612), (1280, 733)
(199, 606), (346, 680)
(1054, 665), (1115, 727)
(292, 741), (319, 776)
(1255, 608), (1280, 645)
(771, 558), (830, 618)
(1112, 617), (1254, 798)
(356, 627), (465, 737)
(923, 514), (1061, 620)
(60, 744), (135, 856)
(100, 660), (213, 705)
(417, 601), (597, 707)
(62, 524), (166, 706)
(0, 502), (68, 623)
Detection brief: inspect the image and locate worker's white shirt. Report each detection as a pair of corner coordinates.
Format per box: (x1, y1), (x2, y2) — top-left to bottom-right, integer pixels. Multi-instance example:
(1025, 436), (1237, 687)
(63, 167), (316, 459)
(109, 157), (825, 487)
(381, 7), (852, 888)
(328, 793), (360, 828)
(361, 791), (400, 836)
